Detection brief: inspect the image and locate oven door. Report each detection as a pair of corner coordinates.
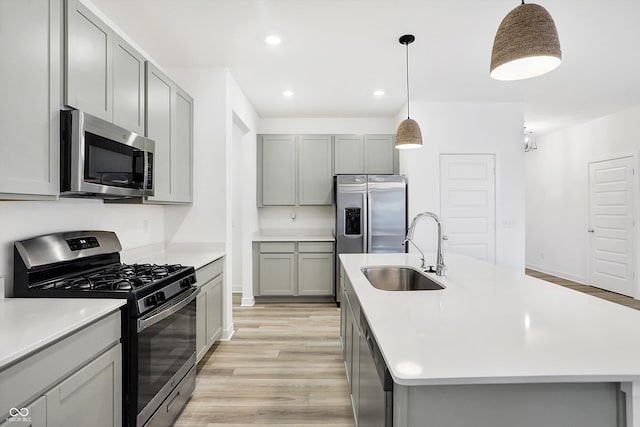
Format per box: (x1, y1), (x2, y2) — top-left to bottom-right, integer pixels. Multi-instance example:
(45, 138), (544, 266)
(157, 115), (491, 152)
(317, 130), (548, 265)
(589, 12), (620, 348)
(136, 287), (198, 426)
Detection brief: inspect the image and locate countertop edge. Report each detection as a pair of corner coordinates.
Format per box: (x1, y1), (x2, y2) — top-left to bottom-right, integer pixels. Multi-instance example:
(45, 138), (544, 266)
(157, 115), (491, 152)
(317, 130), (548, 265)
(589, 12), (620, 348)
(0, 299), (126, 370)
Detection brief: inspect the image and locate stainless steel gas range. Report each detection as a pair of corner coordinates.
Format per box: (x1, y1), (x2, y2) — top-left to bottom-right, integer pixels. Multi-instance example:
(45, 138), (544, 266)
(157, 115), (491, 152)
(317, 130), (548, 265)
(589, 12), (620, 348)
(13, 231), (198, 427)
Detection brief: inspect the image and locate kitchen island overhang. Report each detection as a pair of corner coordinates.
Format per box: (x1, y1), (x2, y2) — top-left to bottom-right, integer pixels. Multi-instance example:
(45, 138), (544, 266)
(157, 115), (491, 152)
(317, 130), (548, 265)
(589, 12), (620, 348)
(339, 253), (640, 427)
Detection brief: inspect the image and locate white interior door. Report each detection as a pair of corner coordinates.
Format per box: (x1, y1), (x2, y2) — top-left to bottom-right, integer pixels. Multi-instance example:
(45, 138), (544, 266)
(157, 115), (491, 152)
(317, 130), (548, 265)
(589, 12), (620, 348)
(440, 154), (496, 263)
(588, 157), (636, 297)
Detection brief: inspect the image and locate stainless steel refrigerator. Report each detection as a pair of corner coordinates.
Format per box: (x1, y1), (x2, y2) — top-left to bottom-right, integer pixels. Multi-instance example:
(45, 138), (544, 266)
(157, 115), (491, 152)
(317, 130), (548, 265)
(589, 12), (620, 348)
(335, 175), (407, 303)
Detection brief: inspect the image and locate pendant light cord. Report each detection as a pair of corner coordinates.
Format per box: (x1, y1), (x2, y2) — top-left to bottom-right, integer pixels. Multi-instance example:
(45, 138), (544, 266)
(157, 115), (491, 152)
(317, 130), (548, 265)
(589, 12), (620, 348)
(405, 41), (410, 119)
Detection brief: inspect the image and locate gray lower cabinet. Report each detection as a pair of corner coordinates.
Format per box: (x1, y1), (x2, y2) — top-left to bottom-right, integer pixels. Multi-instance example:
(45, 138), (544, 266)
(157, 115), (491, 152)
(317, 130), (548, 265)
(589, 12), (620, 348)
(341, 272), (361, 423)
(254, 241), (335, 297)
(145, 62), (194, 204)
(45, 344), (122, 427)
(257, 134), (332, 206)
(196, 258), (224, 362)
(334, 134), (398, 175)
(259, 253), (296, 295)
(0, 0), (61, 199)
(0, 311), (121, 426)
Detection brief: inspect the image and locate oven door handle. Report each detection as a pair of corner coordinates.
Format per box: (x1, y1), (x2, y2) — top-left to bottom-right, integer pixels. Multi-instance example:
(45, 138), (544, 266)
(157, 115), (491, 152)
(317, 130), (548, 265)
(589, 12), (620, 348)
(137, 287), (199, 332)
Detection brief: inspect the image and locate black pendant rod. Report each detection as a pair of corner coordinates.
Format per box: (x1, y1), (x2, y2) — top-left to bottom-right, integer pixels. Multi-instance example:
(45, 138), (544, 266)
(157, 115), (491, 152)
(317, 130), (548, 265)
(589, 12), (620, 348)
(399, 34), (415, 120)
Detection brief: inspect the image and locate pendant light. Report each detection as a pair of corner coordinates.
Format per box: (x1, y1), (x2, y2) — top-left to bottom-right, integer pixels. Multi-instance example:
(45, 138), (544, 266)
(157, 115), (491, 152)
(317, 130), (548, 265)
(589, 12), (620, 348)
(395, 34), (423, 149)
(490, 1), (562, 81)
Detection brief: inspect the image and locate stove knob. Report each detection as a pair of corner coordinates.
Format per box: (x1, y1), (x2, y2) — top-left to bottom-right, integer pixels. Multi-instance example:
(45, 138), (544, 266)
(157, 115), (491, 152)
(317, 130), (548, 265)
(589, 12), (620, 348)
(180, 278), (190, 287)
(145, 295), (157, 306)
(156, 292), (166, 302)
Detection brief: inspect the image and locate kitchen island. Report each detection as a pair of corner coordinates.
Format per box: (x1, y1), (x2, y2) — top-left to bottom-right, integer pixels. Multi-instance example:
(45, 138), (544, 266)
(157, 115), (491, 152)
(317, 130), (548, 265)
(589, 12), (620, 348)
(340, 253), (640, 427)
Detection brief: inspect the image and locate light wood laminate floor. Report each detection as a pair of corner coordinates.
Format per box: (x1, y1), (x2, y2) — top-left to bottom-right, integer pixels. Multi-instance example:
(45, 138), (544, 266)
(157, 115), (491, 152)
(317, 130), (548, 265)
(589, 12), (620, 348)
(176, 270), (638, 426)
(525, 269), (640, 310)
(175, 297), (354, 426)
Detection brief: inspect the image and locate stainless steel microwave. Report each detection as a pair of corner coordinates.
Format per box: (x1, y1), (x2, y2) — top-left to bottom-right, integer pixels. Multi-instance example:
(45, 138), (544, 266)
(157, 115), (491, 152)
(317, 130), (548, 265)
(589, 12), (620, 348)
(60, 110), (154, 198)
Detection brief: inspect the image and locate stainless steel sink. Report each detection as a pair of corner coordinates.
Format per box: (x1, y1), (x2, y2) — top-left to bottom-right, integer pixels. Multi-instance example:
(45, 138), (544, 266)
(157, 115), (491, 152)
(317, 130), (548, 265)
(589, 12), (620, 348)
(361, 266), (445, 291)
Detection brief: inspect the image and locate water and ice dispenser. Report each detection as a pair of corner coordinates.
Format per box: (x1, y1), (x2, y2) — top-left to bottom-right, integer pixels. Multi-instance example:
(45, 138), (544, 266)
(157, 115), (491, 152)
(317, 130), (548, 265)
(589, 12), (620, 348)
(344, 208), (361, 235)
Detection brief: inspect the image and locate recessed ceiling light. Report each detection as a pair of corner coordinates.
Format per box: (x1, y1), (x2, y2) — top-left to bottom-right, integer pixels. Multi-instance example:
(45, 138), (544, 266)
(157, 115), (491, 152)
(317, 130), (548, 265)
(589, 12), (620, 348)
(265, 35), (281, 45)
(373, 90), (385, 97)
(282, 90), (294, 97)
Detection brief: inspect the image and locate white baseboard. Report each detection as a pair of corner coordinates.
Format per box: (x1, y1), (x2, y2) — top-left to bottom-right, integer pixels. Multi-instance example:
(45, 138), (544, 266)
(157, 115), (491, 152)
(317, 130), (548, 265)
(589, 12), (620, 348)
(220, 324), (235, 341)
(241, 295), (255, 307)
(525, 263), (587, 285)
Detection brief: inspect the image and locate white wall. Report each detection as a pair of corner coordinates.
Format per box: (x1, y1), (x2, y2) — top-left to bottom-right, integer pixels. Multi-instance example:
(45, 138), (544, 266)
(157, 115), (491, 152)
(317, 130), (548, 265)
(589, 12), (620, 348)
(163, 67), (227, 243)
(525, 104), (640, 286)
(398, 102), (525, 271)
(225, 70), (260, 308)
(0, 199), (165, 297)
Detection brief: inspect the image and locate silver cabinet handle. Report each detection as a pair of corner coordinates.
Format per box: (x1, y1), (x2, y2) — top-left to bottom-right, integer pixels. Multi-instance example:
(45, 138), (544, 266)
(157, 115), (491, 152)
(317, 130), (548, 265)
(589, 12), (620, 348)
(588, 229), (595, 233)
(442, 235), (449, 241)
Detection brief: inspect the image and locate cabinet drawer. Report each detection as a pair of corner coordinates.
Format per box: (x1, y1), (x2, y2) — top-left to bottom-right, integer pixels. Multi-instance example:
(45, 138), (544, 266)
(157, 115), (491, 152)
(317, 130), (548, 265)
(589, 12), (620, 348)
(259, 242), (295, 253)
(298, 242), (334, 253)
(196, 257), (224, 285)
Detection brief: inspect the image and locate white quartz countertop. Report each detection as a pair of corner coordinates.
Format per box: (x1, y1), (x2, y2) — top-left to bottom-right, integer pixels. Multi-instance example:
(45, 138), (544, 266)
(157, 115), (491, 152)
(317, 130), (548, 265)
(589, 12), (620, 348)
(0, 298), (125, 369)
(253, 229), (335, 242)
(121, 242), (225, 270)
(340, 253), (640, 386)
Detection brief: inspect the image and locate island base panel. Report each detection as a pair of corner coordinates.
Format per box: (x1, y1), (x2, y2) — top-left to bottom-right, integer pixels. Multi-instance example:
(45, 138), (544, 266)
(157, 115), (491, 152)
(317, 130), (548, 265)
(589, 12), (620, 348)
(393, 382), (624, 427)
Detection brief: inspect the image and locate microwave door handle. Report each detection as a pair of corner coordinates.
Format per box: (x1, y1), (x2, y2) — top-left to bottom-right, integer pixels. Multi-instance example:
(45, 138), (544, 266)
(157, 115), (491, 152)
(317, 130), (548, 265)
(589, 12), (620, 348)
(143, 151), (150, 192)
(137, 288), (199, 332)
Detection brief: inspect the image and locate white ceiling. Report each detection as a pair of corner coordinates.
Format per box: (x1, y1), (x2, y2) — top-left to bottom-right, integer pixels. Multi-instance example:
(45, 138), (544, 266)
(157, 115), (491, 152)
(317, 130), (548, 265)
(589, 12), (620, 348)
(93, 0), (640, 134)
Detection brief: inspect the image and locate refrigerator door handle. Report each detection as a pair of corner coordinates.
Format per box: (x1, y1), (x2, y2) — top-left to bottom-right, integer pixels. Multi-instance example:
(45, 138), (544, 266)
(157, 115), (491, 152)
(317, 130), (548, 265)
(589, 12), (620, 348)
(366, 191), (371, 253)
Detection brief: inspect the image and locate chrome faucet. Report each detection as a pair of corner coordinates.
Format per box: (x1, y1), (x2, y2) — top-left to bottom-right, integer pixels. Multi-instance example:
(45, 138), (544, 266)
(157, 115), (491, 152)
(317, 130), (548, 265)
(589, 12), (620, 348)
(404, 212), (446, 276)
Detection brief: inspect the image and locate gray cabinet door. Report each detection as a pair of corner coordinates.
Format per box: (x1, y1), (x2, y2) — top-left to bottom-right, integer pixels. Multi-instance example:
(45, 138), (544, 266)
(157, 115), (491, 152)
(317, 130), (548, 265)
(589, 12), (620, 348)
(0, 395), (46, 427)
(145, 62), (173, 202)
(65, 0), (113, 121)
(196, 290), (207, 362)
(334, 135), (364, 174)
(45, 344), (121, 427)
(298, 135), (333, 205)
(364, 135), (396, 174)
(206, 275), (223, 344)
(259, 253), (295, 295)
(173, 88), (194, 203)
(259, 135), (296, 206)
(298, 253), (334, 295)
(113, 35), (145, 135)
(0, 0), (60, 199)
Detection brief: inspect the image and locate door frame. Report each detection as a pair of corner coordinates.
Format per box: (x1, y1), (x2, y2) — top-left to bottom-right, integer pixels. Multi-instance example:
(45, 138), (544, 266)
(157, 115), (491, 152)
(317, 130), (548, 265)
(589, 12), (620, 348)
(439, 152), (497, 264)
(587, 153), (639, 298)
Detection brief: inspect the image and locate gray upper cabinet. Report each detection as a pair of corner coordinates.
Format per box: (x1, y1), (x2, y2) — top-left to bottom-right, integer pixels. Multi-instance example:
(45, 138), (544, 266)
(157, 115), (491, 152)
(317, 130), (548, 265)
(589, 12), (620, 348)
(258, 134), (333, 206)
(145, 63), (193, 204)
(65, 0), (113, 121)
(364, 135), (396, 174)
(0, 0), (61, 200)
(334, 134), (397, 174)
(113, 35), (145, 135)
(173, 88), (194, 203)
(298, 135), (333, 205)
(66, 0), (147, 136)
(334, 135), (364, 174)
(146, 62), (173, 202)
(258, 135), (297, 206)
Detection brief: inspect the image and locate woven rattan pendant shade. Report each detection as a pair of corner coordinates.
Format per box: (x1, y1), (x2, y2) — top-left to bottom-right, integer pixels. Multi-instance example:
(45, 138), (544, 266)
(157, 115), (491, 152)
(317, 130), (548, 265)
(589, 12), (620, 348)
(490, 2), (561, 81)
(396, 119), (423, 149)
(395, 34), (422, 149)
